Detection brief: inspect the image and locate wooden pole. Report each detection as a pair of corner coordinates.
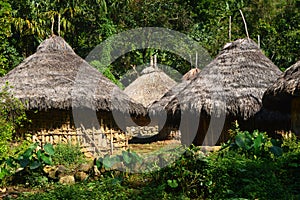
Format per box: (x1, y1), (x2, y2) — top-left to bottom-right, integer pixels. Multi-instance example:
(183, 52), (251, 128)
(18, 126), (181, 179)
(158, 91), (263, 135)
(239, 9), (250, 40)
(150, 56), (153, 67)
(110, 128), (114, 155)
(154, 54), (157, 68)
(58, 13), (61, 36)
(189, 54), (192, 69)
(195, 52), (198, 68)
(258, 35), (260, 48)
(229, 16), (232, 41)
(51, 17), (55, 36)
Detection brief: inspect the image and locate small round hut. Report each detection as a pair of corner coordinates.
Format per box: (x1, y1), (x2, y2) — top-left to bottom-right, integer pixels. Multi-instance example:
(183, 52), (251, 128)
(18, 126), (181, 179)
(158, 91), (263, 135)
(147, 68), (201, 142)
(155, 38), (282, 145)
(124, 65), (176, 108)
(123, 61), (177, 140)
(262, 60), (300, 136)
(0, 35), (145, 154)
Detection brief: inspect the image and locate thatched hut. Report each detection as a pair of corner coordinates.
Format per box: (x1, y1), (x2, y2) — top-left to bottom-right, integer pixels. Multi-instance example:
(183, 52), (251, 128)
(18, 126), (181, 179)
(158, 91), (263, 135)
(0, 35), (145, 153)
(262, 60), (300, 136)
(123, 60), (177, 141)
(145, 68), (201, 142)
(124, 65), (176, 108)
(153, 38), (282, 145)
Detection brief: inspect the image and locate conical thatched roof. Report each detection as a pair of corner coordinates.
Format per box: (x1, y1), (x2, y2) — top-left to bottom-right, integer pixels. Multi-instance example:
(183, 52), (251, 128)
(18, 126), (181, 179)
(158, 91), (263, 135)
(124, 66), (176, 108)
(149, 68), (199, 114)
(263, 60), (300, 113)
(158, 38), (282, 120)
(0, 35), (145, 115)
(182, 68), (201, 81)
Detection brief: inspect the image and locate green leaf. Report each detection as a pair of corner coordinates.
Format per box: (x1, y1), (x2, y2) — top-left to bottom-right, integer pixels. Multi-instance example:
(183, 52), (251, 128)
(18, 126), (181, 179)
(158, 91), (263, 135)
(0, 168), (9, 179)
(29, 160), (41, 170)
(6, 157), (16, 168)
(95, 158), (102, 169)
(41, 155), (52, 165)
(19, 158), (30, 168)
(167, 179), (178, 188)
(23, 148), (34, 158)
(130, 151), (142, 163)
(235, 134), (246, 149)
(122, 151), (132, 164)
(103, 155), (120, 169)
(270, 146), (283, 157)
(253, 134), (263, 152)
(44, 143), (54, 156)
(37, 149), (42, 160)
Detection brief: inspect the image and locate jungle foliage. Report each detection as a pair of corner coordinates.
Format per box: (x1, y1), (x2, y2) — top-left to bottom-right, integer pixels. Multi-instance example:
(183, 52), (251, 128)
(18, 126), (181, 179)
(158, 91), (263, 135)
(0, 0), (299, 80)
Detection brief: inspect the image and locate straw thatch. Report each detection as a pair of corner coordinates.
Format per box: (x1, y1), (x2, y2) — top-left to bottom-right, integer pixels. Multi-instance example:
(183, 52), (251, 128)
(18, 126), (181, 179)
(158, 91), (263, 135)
(0, 35), (145, 115)
(153, 38), (282, 145)
(182, 68), (201, 81)
(261, 60), (300, 135)
(166, 38), (281, 118)
(124, 66), (176, 108)
(149, 67), (200, 114)
(263, 60), (300, 112)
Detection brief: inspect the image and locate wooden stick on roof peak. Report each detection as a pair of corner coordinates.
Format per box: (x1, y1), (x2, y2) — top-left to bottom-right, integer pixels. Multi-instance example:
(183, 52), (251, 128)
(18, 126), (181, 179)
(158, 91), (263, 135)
(58, 13), (61, 36)
(239, 9), (250, 41)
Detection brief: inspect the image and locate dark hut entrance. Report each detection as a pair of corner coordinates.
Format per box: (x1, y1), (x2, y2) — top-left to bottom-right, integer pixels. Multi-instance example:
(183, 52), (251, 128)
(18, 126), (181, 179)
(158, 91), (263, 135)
(291, 98), (300, 135)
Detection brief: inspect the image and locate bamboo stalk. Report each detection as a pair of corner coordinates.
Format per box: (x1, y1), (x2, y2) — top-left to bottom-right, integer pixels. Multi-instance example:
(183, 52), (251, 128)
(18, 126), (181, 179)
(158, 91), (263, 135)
(110, 128), (114, 155)
(150, 56), (154, 67)
(80, 125), (101, 154)
(239, 9), (250, 40)
(58, 13), (61, 36)
(51, 17), (55, 36)
(229, 16), (232, 41)
(195, 52), (198, 68)
(154, 54), (157, 68)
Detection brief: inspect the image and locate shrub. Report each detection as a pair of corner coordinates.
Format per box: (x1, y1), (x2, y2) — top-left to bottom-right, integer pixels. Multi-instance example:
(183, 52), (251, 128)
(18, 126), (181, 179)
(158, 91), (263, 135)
(152, 145), (212, 199)
(0, 83), (27, 160)
(52, 143), (86, 167)
(223, 121), (283, 159)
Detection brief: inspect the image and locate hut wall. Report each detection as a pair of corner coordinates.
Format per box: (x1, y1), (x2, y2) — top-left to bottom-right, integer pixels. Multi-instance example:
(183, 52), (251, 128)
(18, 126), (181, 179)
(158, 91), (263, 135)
(190, 112), (232, 146)
(179, 110), (258, 146)
(291, 98), (300, 136)
(23, 109), (129, 155)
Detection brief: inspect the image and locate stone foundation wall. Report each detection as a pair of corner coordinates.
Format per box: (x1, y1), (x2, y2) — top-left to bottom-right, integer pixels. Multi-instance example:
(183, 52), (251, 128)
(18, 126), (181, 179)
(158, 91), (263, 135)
(126, 125), (159, 137)
(126, 125), (181, 140)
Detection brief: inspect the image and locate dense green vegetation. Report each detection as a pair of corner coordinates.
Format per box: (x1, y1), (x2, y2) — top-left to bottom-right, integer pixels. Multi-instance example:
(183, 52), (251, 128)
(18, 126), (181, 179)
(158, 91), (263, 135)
(0, 121), (299, 199)
(1, 0), (300, 79)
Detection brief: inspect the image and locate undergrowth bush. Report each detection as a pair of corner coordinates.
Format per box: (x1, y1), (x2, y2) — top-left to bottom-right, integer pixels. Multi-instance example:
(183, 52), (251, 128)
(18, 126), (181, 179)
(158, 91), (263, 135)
(152, 145), (212, 199)
(2, 121), (300, 199)
(52, 143), (86, 167)
(207, 124), (299, 199)
(0, 83), (27, 160)
(0, 83), (29, 185)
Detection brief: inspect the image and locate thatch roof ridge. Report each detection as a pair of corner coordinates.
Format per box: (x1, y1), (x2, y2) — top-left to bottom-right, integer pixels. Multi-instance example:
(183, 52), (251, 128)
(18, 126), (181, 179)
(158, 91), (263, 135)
(263, 60), (300, 112)
(149, 80), (190, 113)
(124, 66), (176, 108)
(161, 38), (281, 119)
(182, 68), (201, 81)
(1, 35), (145, 115)
(36, 35), (74, 54)
(140, 66), (161, 75)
